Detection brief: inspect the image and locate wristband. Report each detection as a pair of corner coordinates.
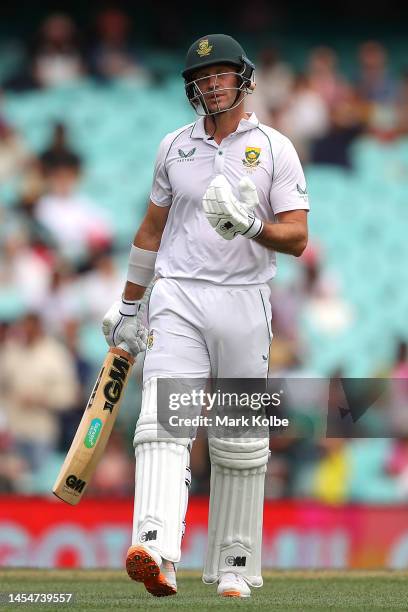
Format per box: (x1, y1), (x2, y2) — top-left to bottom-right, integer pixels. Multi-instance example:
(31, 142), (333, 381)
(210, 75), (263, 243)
(241, 215), (264, 239)
(127, 245), (157, 287)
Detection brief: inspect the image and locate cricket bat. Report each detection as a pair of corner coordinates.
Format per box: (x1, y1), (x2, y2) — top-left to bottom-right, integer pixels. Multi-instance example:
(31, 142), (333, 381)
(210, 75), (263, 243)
(53, 280), (155, 505)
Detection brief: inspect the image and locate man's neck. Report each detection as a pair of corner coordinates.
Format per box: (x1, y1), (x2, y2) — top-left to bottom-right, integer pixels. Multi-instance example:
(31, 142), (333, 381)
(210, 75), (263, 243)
(204, 107), (249, 144)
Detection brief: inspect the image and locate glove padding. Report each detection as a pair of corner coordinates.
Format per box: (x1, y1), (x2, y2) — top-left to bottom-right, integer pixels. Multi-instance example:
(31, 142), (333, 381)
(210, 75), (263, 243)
(102, 298), (148, 357)
(202, 174), (264, 240)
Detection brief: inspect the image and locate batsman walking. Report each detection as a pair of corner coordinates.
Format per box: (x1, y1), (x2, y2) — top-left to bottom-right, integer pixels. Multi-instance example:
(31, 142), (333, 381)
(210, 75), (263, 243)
(102, 33), (309, 598)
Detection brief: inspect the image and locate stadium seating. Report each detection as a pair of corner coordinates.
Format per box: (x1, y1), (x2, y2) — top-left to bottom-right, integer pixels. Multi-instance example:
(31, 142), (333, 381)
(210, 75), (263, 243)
(2, 80), (407, 376)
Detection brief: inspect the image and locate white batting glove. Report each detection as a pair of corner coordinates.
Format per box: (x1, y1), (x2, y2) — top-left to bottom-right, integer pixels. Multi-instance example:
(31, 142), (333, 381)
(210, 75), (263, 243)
(202, 174), (264, 240)
(102, 297), (148, 357)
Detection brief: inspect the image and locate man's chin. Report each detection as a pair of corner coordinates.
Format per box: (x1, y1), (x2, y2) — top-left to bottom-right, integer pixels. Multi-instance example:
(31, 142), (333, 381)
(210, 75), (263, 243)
(206, 101), (231, 113)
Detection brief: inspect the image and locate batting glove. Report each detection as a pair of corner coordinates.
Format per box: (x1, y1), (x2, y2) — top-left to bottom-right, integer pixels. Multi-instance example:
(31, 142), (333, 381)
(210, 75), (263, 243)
(102, 297), (148, 357)
(202, 174), (264, 240)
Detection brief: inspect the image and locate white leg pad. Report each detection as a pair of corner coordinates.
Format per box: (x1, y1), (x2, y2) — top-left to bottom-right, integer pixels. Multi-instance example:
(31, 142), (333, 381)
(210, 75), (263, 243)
(202, 437), (270, 587)
(132, 377), (191, 562)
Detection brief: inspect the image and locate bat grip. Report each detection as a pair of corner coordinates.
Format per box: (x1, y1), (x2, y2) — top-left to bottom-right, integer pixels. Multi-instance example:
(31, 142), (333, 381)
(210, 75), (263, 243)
(109, 345), (135, 364)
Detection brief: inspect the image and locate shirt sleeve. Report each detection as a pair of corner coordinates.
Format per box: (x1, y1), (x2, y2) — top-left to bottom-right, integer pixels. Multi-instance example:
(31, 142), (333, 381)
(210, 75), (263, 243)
(150, 136), (172, 207)
(270, 137), (310, 214)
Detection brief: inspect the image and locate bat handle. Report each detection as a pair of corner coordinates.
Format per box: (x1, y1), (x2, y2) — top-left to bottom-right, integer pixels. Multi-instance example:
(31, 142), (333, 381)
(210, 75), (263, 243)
(117, 341), (130, 352)
(110, 344), (135, 364)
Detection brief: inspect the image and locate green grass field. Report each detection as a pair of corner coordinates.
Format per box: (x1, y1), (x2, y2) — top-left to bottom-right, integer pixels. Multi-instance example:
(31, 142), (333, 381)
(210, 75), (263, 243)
(1, 570), (408, 611)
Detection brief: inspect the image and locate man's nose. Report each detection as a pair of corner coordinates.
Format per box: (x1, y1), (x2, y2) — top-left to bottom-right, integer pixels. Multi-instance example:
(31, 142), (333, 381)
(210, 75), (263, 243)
(207, 74), (217, 90)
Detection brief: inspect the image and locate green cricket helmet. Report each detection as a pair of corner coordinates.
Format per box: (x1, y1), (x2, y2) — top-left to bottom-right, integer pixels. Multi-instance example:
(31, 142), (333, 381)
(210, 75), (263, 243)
(182, 34), (255, 116)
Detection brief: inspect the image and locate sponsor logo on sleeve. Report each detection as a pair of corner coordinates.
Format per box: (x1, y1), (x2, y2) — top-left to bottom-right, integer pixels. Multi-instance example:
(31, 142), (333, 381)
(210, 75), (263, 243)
(296, 183), (308, 200)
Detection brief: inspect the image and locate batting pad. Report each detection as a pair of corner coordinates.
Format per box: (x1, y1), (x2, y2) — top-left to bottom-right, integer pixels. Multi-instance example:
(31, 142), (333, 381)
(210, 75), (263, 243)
(132, 377), (191, 562)
(203, 437), (270, 587)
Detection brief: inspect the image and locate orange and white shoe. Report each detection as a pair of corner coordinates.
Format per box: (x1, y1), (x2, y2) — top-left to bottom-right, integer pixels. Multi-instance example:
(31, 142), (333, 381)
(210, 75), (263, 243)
(126, 545), (177, 597)
(217, 572), (251, 598)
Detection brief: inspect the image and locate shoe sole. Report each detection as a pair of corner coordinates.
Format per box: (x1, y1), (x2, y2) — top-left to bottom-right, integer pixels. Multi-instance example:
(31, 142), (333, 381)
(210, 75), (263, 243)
(126, 545), (177, 597)
(220, 589), (251, 598)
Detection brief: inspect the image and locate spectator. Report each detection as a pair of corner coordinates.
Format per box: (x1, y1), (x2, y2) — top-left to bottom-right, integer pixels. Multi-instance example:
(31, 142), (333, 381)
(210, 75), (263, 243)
(277, 73), (330, 161)
(357, 41), (397, 104)
(306, 47), (350, 110)
(57, 318), (93, 453)
(300, 244), (354, 336)
(89, 7), (150, 83)
(81, 250), (124, 322)
(40, 262), (82, 335)
(32, 14), (85, 88)
(14, 170), (56, 253)
(392, 341), (408, 379)
(0, 116), (32, 183)
(389, 341), (408, 433)
(0, 313), (80, 473)
(0, 225), (52, 310)
(40, 122), (82, 173)
(396, 70), (408, 135)
(35, 152), (112, 263)
(311, 439), (349, 505)
(247, 46), (294, 124)
(385, 437), (408, 499)
(356, 42), (400, 137)
(308, 47), (364, 166)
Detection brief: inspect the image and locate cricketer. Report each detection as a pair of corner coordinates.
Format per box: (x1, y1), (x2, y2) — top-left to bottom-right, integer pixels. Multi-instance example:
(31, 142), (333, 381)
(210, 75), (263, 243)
(102, 33), (309, 598)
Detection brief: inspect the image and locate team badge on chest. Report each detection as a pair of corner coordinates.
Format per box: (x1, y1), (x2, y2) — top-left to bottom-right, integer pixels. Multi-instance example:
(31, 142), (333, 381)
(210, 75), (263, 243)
(242, 146), (261, 171)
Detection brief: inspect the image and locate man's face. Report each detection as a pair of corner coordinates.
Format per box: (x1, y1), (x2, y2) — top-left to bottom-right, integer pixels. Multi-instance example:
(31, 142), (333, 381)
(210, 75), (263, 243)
(47, 165), (79, 197)
(192, 63), (240, 113)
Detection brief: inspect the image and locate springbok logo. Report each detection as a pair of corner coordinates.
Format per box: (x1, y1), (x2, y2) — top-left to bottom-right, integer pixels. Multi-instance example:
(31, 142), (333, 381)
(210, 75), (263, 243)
(243, 147), (261, 168)
(197, 39), (213, 57)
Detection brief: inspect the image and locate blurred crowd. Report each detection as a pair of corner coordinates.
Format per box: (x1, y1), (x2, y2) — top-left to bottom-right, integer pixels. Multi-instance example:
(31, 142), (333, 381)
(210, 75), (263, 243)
(250, 41), (408, 165)
(5, 10), (150, 90)
(0, 8), (408, 501)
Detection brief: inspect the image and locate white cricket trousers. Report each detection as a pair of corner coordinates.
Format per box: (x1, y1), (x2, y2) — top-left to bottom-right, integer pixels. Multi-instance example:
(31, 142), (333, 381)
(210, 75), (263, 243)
(143, 277), (272, 381)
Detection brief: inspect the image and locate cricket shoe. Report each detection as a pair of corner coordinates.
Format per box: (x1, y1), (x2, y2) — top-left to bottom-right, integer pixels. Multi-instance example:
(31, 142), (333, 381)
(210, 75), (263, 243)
(126, 544), (177, 597)
(217, 572), (251, 598)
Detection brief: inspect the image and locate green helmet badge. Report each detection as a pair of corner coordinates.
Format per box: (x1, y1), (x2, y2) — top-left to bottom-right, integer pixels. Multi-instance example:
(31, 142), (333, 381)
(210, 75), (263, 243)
(197, 39), (213, 57)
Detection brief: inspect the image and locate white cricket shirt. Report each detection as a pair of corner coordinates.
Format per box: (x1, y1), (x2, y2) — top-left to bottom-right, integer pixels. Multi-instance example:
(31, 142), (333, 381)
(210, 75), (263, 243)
(151, 112), (309, 284)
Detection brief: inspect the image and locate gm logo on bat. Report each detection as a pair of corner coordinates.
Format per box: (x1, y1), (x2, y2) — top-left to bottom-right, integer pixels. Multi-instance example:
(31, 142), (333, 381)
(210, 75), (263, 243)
(65, 474), (86, 493)
(103, 356), (130, 413)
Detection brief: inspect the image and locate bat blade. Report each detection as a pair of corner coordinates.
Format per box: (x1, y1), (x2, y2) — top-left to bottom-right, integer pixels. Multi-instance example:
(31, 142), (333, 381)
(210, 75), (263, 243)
(52, 347), (134, 505)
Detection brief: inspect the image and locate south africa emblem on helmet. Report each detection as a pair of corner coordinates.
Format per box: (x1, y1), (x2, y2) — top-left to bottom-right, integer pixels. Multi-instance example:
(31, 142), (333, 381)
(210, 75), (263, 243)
(243, 147), (261, 168)
(197, 39), (213, 57)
